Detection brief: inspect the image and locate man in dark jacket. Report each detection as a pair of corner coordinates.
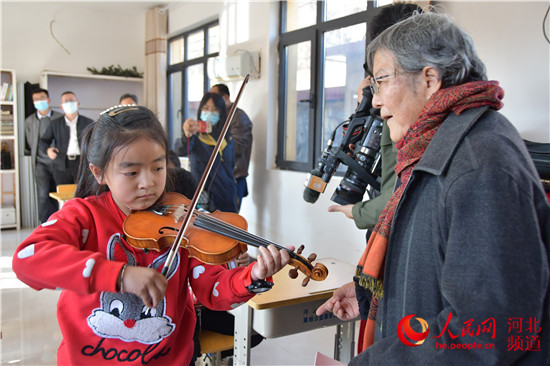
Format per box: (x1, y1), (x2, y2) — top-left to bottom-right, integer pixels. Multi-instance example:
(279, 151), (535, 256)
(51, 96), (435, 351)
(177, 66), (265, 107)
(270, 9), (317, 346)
(40, 91), (94, 184)
(24, 88), (63, 222)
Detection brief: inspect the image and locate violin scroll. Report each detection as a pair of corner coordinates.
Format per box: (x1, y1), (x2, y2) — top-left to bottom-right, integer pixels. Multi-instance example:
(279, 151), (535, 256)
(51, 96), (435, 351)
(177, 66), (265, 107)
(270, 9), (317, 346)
(287, 245), (328, 286)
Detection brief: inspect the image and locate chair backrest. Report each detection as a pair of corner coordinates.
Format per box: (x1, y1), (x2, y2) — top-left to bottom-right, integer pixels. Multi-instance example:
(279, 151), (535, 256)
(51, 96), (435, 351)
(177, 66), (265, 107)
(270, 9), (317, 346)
(56, 184), (77, 194)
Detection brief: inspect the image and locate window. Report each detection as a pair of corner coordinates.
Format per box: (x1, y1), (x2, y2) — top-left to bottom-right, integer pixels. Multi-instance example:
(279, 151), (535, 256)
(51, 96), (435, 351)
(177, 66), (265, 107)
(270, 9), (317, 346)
(277, 1), (376, 171)
(167, 21), (220, 150)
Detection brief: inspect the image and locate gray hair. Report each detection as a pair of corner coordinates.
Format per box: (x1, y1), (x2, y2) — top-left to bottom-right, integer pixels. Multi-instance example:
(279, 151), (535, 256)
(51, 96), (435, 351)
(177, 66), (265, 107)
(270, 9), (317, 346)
(366, 11), (487, 88)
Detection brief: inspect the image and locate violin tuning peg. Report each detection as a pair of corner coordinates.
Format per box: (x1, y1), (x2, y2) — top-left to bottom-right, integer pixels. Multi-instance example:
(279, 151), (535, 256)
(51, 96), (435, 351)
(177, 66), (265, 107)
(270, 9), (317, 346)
(301, 276), (310, 287)
(307, 253), (317, 262)
(296, 245), (305, 255)
(288, 267), (299, 279)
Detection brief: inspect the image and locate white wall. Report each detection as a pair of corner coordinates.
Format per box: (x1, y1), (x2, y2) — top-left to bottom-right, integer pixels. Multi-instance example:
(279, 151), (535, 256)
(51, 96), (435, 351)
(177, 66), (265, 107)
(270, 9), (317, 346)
(1, 2), (146, 87)
(437, 1), (550, 143)
(2, 2), (549, 267)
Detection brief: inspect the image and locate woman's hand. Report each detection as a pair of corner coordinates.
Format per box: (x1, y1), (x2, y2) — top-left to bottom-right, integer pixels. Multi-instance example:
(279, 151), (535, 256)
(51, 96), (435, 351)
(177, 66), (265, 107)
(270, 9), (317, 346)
(316, 281), (359, 321)
(120, 266), (168, 308)
(183, 118), (198, 138)
(328, 204), (354, 219)
(250, 245), (293, 281)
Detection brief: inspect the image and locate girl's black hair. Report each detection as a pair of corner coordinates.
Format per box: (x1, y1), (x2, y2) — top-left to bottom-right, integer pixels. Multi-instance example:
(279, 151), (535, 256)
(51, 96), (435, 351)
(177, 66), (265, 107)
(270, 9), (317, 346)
(196, 92), (229, 141)
(75, 105), (169, 198)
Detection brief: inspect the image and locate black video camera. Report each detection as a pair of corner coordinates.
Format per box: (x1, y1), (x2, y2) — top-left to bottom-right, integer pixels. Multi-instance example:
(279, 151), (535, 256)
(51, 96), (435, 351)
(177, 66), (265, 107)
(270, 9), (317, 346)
(303, 86), (384, 205)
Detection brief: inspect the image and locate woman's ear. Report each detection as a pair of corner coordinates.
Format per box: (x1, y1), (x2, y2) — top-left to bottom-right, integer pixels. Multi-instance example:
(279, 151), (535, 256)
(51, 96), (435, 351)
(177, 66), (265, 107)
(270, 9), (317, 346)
(89, 163), (104, 184)
(422, 66), (442, 100)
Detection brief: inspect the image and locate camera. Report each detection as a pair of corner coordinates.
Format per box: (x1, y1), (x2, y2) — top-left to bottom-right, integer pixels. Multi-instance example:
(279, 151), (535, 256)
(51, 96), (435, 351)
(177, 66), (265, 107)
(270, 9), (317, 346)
(197, 120), (212, 133)
(303, 87), (384, 205)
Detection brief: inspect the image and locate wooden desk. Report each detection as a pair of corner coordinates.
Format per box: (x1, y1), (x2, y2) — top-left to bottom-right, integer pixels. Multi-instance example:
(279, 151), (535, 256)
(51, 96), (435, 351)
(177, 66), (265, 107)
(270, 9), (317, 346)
(49, 191), (75, 208)
(233, 258), (357, 365)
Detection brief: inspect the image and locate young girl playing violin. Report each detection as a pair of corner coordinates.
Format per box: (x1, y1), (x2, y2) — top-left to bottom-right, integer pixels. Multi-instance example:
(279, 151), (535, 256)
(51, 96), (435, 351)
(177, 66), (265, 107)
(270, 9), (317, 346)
(12, 105), (291, 365)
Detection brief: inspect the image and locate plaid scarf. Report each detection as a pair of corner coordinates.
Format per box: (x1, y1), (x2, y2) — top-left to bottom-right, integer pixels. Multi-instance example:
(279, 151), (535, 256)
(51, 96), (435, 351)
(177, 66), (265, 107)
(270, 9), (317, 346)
(356, 80), (504, 351)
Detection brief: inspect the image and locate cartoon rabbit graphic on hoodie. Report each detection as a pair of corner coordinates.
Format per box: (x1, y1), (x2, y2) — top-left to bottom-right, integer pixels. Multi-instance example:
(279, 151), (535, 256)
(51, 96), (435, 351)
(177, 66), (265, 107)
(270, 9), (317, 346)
(87, 234), (177, 344)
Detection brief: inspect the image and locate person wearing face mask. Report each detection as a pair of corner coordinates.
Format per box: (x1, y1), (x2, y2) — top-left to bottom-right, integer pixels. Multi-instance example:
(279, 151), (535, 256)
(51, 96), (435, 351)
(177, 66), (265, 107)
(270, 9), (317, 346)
(177, 92), (238, 213)
(24, 88), (64, 223)
(210, 84), (253, 212)
(40, 91), (94, 186)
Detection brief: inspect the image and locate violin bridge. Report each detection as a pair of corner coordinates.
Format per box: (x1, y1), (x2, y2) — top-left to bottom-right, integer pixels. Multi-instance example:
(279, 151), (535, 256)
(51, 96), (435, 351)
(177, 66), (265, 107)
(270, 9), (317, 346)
(173, 205), (186, 223)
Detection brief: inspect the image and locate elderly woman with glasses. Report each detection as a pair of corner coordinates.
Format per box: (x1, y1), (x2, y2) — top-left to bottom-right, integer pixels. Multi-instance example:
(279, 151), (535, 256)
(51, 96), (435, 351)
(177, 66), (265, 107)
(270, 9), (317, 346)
(317, 11), (549, 365)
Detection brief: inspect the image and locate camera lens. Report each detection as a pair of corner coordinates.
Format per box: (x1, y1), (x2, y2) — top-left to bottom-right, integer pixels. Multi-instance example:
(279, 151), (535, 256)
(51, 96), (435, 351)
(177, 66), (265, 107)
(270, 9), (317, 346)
(331, 177), (366, 205)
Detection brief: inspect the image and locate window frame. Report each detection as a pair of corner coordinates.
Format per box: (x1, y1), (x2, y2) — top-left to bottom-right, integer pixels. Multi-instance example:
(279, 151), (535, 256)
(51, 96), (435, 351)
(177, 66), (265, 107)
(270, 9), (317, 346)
(167, 20), (220, 149)
(276, 1), (373, 172)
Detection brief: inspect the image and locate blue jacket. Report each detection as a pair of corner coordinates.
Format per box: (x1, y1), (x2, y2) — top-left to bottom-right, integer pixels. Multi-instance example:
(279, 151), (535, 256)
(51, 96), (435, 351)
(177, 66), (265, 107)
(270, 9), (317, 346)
(351, 107), (550, 365)
(178, 133), (238, 213)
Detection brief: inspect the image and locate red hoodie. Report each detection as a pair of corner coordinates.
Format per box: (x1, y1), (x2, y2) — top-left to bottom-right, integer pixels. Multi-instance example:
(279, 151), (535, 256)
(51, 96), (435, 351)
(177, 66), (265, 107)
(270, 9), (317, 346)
(12, 192), (257, 365)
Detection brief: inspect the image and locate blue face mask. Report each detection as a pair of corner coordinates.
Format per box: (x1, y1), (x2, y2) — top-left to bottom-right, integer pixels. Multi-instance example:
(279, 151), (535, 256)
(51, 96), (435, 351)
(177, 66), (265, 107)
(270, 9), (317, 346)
(62, 101), (78, 115)
(34, 100), (49, 112)
(200, 111), (220, 125)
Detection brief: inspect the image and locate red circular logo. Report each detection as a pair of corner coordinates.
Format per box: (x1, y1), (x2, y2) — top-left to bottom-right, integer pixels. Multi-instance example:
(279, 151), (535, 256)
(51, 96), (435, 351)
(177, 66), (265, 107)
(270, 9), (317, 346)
(397, 314), (430, 347)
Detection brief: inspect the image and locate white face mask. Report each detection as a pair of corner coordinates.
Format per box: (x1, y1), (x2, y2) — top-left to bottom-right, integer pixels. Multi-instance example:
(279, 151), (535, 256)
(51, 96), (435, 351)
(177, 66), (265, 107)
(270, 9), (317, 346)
(62, 101), (78, 114)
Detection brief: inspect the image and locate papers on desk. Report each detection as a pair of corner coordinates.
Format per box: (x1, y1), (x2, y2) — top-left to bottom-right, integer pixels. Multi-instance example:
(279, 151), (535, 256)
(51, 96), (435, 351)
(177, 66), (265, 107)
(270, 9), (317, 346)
(314, 352), (346, 365)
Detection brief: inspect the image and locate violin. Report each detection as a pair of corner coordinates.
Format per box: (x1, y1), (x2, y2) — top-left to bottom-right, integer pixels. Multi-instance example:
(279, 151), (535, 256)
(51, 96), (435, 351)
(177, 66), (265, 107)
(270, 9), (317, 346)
(123, 192), (328, 285)
(124, 75), (326, 289)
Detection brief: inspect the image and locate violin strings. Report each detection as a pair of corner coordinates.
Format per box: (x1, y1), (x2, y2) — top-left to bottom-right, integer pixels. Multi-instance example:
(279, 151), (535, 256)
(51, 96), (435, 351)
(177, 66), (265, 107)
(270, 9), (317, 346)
(194, 215), (309, 268)
(195, 214), (277, 249)
(151, 203), (309, 267)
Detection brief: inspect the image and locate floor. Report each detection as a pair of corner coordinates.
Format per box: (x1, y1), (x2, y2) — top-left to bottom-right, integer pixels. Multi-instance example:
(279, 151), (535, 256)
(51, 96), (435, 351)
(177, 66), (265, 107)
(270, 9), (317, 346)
(1, 228), (357, 365)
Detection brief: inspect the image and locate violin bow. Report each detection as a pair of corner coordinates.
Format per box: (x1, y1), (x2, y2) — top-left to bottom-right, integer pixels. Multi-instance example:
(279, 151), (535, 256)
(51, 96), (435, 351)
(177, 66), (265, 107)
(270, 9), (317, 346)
(161, 74), (250, 276)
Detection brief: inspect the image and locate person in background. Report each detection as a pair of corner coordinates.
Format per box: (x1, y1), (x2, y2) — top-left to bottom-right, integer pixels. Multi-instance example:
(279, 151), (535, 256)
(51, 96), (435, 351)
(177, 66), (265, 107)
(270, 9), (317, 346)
(317, 11), (549, 364)
(210, 83), (253, 211)
(119, 93), (138, 105)
(178, 92), (239, 213)
(12, 105), (291, 365)
(24, 88), (64, 223)
(40, 91), (94, 185)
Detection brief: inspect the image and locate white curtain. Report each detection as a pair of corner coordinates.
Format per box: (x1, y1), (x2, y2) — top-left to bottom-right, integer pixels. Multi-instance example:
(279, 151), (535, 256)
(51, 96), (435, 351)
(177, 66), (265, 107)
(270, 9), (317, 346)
(144, 6), (168, 129)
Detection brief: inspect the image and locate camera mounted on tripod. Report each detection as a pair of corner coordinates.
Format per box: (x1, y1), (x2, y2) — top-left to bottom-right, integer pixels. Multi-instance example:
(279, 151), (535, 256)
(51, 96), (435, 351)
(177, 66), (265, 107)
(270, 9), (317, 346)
(303, 86), (384, 206)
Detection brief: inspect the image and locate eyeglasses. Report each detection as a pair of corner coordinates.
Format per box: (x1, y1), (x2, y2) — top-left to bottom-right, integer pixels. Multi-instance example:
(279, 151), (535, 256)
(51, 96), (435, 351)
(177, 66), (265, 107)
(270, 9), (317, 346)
(369, 71), (406, 95)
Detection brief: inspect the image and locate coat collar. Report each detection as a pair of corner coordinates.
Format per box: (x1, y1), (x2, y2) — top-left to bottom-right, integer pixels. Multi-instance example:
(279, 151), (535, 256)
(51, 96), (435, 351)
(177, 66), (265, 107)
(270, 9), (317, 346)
(413, 106), (490, 176)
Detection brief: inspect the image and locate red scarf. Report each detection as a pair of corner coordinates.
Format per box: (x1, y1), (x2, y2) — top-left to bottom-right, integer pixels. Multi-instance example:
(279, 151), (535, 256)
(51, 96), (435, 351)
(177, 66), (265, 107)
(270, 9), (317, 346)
(356, 80), (504, 351)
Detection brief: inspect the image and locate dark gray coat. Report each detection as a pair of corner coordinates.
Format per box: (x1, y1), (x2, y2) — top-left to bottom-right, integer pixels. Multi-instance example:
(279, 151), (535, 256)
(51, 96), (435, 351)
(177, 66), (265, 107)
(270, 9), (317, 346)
(351, 107), (550, 365)
(24, 110), (63, 166)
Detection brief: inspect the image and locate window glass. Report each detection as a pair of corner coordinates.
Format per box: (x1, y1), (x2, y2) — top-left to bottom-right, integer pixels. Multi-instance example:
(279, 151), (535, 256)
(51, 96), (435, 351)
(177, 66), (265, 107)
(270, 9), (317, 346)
(187, 30), (204, 60)
(208, 24), (220, 54)
(321, 23), (366, 151)
(169, 38), (184, 65)
(283, 41), (311, 163)
(167, 21), (219, 155)
(186, 64), (204, 121)
(324, 0), (366, 21)
(284, 0), (316, 32)
(168, 72), (182, 148)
